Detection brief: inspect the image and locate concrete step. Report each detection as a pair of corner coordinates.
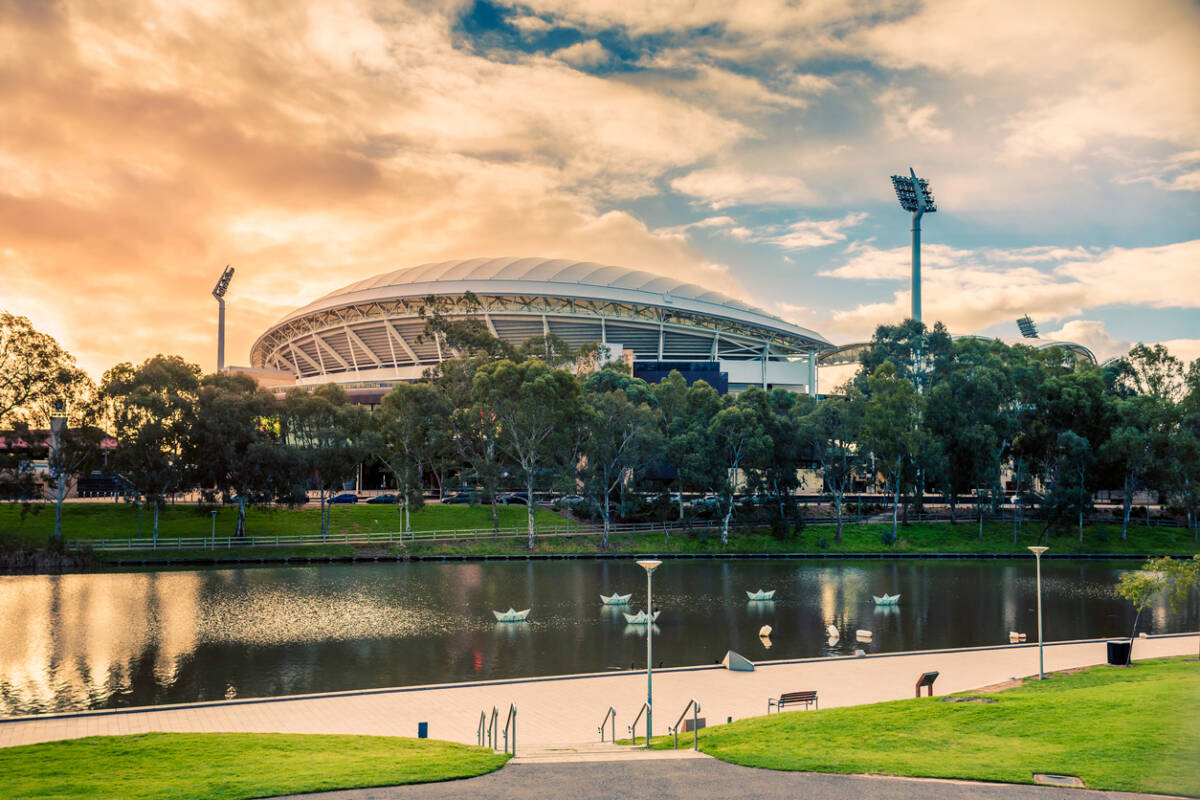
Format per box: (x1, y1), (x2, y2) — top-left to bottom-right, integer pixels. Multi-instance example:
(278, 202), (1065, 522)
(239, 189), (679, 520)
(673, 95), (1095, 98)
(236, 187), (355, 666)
(509, 742), (709, 764)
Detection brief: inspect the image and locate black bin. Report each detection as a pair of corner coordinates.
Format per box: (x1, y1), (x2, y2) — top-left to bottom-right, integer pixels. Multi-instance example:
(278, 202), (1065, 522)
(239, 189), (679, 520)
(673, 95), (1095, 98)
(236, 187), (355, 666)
(1107, 640), (1131, 665)
(417, 722), (428, 739)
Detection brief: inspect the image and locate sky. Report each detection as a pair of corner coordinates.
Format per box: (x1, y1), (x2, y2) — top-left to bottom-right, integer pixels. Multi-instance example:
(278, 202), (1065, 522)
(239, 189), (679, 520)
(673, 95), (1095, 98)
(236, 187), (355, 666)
(2, 0), (1198, 380)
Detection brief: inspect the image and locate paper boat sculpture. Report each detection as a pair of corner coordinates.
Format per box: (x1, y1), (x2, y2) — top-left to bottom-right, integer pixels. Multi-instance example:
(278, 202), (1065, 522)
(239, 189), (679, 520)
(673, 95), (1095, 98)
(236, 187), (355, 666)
(493, 608), (531, 622)
(622, 610), (661, 624)
(872, 593), (901, 605)
(745, 589), (776, 601)
(600, 592), (632, 605)
(855, 629), (873, 641)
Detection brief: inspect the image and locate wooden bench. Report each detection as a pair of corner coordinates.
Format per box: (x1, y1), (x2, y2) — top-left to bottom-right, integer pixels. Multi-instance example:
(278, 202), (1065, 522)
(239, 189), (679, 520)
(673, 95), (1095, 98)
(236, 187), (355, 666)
(768, 690), (818, 713)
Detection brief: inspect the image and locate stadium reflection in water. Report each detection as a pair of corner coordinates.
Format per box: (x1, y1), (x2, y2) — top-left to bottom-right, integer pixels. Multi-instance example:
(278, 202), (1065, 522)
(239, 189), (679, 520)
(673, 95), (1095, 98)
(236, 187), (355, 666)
(0, 559), (1193, 716)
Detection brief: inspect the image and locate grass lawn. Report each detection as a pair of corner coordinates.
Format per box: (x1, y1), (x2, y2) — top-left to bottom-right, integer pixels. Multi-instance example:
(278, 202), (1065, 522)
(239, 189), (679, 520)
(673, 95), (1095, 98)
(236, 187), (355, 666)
(0, 502), (566, 544)
(0, 733), (508, 800)
(648, 657), (1200, 796)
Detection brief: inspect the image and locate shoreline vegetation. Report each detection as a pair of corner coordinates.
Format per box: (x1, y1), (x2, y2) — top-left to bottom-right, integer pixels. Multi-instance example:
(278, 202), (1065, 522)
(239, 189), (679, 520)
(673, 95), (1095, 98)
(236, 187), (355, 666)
(634, 657), (1200, 797)
(0, 733), (508, 800)
(2, 503), (1198, 573)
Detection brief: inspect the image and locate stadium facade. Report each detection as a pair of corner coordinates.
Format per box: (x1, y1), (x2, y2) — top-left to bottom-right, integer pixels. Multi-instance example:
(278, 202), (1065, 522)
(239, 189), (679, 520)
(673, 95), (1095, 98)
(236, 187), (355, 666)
(250, 257), (834, 398)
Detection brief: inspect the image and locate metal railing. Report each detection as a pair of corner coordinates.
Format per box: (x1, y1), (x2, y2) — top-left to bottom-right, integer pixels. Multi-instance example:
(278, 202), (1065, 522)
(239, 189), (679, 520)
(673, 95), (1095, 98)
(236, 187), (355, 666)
(628, 701), (650, 746)
(487, 706), (498, 750)
(477, 710), (486, 747)
(597, 706), (616, 743)
(668, 698), (701, 751)
(502, 703), (517, 756)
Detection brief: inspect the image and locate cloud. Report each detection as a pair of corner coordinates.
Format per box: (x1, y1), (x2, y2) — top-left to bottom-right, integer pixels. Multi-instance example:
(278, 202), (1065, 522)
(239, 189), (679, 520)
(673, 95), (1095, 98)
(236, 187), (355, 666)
(554, 40), (608, 67)
(767, 212), (868, 250)
(877, 87), (951, 143)
(670, 167), (814, 209)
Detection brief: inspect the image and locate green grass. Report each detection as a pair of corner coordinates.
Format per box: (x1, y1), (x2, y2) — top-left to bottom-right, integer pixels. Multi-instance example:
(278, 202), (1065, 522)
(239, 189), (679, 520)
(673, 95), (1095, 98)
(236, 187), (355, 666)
(642, 657), (1200, 796)
(0, 502), (566, 544)
(0, 732), (508, 800)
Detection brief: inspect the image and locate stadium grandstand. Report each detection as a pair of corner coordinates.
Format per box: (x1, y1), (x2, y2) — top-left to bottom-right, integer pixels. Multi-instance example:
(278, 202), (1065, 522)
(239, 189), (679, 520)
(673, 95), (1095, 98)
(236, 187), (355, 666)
(248, 257), (834, 401)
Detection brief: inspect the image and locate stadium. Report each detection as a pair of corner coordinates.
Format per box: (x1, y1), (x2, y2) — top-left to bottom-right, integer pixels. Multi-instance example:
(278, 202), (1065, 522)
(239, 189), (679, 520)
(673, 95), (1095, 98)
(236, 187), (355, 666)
(249, 257), (834, 399)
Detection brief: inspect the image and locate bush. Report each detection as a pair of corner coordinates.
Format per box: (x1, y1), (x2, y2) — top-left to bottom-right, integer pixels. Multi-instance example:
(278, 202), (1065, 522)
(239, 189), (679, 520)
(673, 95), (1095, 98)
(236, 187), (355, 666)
(880, 528), (898, 547)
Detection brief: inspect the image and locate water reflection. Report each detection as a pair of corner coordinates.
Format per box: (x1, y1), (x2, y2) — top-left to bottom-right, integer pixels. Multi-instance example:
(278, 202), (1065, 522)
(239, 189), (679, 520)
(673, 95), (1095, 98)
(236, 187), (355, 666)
(0, 559), (1193, 716)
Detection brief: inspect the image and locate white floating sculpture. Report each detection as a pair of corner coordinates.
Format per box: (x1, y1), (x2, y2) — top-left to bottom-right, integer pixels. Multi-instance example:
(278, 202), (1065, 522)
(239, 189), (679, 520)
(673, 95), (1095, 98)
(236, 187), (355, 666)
(872, 593), (901, 605)
(600, 593), (632, 605)
(722, 650), (755, 671)
(745, 589), (776, 601)
(1008, 631), (1027, 642)
(759, 625), (773, 637)
(622, 610), (661, 624)
(492, 608), (530, 622)
(827, 625), (839, 638)
(855, 629), (873, 641)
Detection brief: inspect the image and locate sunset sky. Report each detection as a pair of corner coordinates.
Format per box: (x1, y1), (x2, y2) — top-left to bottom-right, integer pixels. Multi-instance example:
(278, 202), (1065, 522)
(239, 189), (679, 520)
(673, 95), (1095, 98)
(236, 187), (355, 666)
(3, 0), (1198, 379)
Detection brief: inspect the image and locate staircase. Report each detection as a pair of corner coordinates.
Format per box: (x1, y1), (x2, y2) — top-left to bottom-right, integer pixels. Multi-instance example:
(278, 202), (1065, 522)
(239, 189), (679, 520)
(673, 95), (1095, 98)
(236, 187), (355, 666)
(510, 742), (709, 764)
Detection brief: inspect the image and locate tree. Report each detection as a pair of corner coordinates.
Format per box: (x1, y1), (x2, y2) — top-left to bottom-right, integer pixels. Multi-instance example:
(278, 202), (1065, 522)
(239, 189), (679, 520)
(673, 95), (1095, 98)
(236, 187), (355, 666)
(1044, 430), (1093, 543)
(0, 311), (90, 427)
(861, 362), (921, 542)
(1115, 568), (1166, 665)
(804, 387), (865, 542)
(579, 385), (662, 547)
(281, 384), (368, 539)
(472, 359), (582, 548)
(739, 388), (814, 537)
(1145, 555), (1200, 658)
(369, 382), (452, 533)
(1101, 396), (1162, 540)
(708, 400), (771, 543)
(188, 372), (297, 538)
(99, 355), (201, 543)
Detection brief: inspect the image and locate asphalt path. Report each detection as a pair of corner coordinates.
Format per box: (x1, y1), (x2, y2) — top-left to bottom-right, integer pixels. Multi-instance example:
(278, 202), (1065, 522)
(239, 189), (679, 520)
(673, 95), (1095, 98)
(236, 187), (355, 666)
(274, 760), (1175, 800)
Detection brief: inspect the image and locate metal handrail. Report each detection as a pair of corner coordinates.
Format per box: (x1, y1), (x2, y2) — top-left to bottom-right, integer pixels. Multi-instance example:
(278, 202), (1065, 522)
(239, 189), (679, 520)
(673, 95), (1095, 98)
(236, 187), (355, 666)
(598, 706), (616, 742)
(668, 698), (701, 750)
(477, 710), (486, 747)
(628, 701), (650, 745)
(487, 706), (498, 750)
(502, 703), (517, 756)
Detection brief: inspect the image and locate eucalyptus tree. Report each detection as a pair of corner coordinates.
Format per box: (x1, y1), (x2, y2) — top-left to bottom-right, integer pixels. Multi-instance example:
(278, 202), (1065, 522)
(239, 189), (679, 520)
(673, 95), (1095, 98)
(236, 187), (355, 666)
(708, 398), (771, 543)
(654, 374), (723, 521)
(578, 382), (662, 547)
(739, 387), (814, 535)
(854, 319), (953, 394)
(861, 361), (921, 542)
(369, 382), (452, 532)
(0, 311), (92, 427)
(189, 372), (296, 538)
(803, 385), (866, 542)
(281, 384), (368, 539)
(100, 355), (201, 543)
(472, 358), (582, 548)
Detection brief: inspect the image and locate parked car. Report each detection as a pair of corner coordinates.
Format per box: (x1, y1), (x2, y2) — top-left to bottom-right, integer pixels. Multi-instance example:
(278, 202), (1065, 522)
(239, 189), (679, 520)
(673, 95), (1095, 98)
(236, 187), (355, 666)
(499, 492), (529, 505)
(328, 492), (358, 504)
(440, 491), (474, 505)
(366, 493), (397, 505)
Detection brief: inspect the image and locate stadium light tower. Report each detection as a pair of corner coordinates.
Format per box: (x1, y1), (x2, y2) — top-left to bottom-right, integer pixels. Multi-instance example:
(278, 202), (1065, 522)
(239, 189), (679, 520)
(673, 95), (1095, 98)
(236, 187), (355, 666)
(890, 168), (937, 322)
(212, 265), (235, 373)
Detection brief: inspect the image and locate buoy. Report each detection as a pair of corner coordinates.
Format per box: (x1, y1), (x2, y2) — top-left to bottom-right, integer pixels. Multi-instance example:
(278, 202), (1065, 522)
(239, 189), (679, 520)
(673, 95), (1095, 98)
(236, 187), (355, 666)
(855, 629), (873, 641)
(759, 625), (773, 637)
(827, 625), (839, 638)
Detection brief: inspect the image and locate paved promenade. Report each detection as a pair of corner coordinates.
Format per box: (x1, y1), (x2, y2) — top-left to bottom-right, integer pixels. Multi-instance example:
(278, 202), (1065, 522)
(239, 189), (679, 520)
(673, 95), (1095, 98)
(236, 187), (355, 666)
(0, 634), (1194, 750)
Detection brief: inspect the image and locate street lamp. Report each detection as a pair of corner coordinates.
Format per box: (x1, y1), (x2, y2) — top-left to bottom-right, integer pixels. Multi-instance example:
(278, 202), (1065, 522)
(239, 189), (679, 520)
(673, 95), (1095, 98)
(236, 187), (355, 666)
(636, 559), (662, 747)
(1028, 546), (1049, 679)
(889, 168), (937, 323)
(211, 510), (218, 550)
(212, 265), (235, 373)
(49, 402), (67, 543)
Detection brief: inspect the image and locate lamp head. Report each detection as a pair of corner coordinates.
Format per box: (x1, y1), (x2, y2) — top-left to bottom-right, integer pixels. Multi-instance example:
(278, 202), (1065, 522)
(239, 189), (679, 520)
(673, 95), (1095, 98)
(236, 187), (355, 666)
(1028, 546), (1049, 556)
(636, 559), (662, 574)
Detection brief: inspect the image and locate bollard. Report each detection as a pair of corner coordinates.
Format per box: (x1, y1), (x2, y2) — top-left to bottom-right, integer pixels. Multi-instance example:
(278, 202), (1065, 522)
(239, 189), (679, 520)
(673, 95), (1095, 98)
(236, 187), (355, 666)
(417, 722), (428, 739)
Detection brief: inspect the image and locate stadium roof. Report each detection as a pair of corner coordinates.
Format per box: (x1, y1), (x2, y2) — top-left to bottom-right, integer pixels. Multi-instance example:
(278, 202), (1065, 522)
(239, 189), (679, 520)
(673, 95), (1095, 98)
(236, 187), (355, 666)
(273, 257), (832, 348)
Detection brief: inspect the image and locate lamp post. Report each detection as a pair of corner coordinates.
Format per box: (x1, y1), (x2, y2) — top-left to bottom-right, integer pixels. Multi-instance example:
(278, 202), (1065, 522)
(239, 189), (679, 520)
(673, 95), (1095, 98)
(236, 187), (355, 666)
(636, 559), (661, 747)
(211, 510), (218, 550)
(49, 405), (67, 543)
(1028, 546), (1049, 679)
(889, 168), (937, 323)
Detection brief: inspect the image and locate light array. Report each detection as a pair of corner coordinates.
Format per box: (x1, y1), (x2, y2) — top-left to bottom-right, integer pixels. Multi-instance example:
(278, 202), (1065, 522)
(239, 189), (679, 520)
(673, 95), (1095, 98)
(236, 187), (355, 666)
(1017, 315), (1040, 339)
(212, 265), (235, 299)
(890, 174), (937, 214)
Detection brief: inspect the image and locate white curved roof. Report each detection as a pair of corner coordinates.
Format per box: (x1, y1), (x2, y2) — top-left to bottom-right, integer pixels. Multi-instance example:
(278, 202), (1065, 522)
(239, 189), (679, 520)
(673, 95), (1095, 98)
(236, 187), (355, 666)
(272, 257), (832, 347)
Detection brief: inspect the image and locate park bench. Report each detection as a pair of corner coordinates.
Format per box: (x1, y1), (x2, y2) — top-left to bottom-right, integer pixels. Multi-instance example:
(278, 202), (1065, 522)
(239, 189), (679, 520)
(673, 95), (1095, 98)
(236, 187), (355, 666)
(767, 690), (818, 713)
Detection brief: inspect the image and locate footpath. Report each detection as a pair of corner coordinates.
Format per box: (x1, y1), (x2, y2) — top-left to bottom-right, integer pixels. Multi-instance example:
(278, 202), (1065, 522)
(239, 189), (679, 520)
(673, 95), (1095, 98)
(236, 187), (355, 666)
(1, 633), (1194, 752)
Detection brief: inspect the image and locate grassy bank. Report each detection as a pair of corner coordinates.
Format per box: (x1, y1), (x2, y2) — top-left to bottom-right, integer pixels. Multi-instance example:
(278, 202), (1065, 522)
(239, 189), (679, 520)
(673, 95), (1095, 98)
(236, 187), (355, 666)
(0, 502), (566, 545)
(641, 657), (1200, 796)
(0, 732), (507, 800)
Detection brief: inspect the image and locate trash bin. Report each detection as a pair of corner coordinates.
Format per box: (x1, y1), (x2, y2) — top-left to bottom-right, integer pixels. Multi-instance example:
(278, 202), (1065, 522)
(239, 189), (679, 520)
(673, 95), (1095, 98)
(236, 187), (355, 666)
(1107, 640), (1131, 665)
(417, 722), (428, 739)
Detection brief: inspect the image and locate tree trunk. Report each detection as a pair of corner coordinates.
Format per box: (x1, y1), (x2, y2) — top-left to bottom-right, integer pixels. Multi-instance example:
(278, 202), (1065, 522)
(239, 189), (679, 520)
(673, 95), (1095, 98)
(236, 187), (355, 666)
(891, 479), (900, 540)
(677, 490), (684, 521)
(950, 495), (956, 524)
(602, 492), (611, 549)
(721, 505), (732, 544)
(153, 502), (159, 544)
(1122, 474), (1132, 541)
(834, 492), (843, 543)
(526, 478), (535, 549)
(237, 496), (246, 538)
(320, 487), (327, 540)
(1127, 608), (1141, 666)
(978, 489), (984, 541)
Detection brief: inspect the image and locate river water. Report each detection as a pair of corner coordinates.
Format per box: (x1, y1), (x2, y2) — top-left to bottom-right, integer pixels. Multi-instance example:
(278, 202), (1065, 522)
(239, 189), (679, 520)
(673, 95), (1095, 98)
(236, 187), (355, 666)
(0, 559), (1193, 716)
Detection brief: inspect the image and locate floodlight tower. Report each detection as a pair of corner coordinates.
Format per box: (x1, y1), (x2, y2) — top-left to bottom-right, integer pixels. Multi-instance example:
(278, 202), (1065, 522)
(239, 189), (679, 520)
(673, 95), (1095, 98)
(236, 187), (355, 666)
(212, 265), (235, 373)
(890, 168), (937, 323)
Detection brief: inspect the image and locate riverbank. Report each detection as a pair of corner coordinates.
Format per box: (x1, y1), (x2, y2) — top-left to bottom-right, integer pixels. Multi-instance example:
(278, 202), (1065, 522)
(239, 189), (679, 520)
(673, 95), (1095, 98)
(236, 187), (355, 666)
(647, 656), (1199, 797)
(2, 504), (1196, 573)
